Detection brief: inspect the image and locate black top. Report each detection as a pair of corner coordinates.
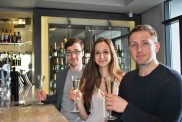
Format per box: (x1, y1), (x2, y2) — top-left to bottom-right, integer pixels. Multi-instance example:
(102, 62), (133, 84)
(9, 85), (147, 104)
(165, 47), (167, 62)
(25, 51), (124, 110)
(113, 64), (182, 122)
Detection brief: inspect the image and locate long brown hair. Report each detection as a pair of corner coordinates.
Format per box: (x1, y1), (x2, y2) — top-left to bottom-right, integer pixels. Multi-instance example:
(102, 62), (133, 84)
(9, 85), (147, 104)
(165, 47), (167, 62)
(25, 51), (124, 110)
(80, 37), (124, 114)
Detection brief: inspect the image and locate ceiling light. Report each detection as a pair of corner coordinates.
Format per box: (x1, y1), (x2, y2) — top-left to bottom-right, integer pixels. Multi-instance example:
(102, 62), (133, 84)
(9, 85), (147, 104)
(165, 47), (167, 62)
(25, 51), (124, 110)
(18, 19), (25, 24)
(129, 11), (133, 18)
(49, 28), (57, 31)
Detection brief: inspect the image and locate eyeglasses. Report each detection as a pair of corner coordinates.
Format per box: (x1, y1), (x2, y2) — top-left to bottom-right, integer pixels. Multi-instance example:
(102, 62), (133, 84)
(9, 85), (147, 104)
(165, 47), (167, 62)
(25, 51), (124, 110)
(66, 50), (82, 56)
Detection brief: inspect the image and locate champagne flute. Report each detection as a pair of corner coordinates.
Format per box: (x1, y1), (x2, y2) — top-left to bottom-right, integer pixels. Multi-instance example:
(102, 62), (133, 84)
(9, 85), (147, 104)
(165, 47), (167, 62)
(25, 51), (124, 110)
(37, 75), (45, 104)
(104, 76), (117, 121)
(70, 75), (80, 113)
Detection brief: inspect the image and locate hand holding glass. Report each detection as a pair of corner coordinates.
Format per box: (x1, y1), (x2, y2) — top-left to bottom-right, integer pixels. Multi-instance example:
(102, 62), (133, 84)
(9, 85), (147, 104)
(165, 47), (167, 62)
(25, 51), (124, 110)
(70, 76), (80, 112)
(104, 77), (117, 121)
(37, 75), (45, 104)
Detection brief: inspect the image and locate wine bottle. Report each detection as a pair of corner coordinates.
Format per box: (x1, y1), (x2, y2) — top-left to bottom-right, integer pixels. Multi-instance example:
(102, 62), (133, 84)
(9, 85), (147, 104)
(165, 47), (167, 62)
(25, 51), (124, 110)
(52, 43), (58, 58)
(60, 57), (64, 70)
(8, 30), (13, 43)
(4, 29), (8, 43)
(114, 44), (118, 57)
(2, 52), (6, 64)
(49, 74), (56, 95)
(5, 52), (11, 64)
(17, 32), (21, 43)
(17, 52), (21, 66)
(53, 73), (56, 89)
(55, 57), (59, 72)
(1, 28), (4, 43)
(12, 32), (16, 43)
(10, 67), (19, 102)
(0, 52), (2, 67)
(59, 42), (65, 57)
(49, 76), (53, 93)
(13, 55), (17, 66)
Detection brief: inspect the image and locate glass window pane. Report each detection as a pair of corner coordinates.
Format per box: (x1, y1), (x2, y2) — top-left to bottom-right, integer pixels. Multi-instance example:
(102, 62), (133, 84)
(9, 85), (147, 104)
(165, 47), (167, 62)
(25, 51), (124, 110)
(170, 21), (181, 73)
(170, 0), (182, 18)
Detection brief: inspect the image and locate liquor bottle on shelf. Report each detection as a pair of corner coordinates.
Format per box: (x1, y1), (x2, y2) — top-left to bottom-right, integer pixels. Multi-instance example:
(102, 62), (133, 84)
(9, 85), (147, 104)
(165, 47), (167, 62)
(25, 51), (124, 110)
(59, 42), (66, 69)
(17, 32), (21, 43)
(5, 52), (11, 64)
(53, 57), (59, 72)
(49, 73), (56, 95)
(59, 42), (65, 57)
(59, 57), (64, 70)
(12, 32), (17, 43)
(10, 67), (19, 102)
(117, 45), (123, 58)
(17, 52), (21, 66)
(12, 55), (17, 66)
(8, 30), (13, 43)
(1, 28), (4, 43)
(114, 44), (118, 57)
(4, 29), (8, 43)
(2, 51), (6, 64)
(52, 42), (58, 58)
(0, 53), (2, 67)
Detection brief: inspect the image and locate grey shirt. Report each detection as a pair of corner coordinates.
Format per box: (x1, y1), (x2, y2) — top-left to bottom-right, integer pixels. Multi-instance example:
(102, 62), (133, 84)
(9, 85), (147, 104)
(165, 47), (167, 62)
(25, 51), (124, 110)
(61, 69), (83, 122)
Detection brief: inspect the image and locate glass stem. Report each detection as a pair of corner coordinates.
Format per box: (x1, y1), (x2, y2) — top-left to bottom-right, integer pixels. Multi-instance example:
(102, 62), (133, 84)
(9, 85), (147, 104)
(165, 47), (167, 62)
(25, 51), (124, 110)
(109, 110), (112, 117)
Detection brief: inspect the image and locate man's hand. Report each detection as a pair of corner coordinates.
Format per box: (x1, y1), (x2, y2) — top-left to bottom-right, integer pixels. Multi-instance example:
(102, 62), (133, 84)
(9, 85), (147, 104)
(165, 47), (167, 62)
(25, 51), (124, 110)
(37, 89), (47, 101)
(105, 93), (128, 113)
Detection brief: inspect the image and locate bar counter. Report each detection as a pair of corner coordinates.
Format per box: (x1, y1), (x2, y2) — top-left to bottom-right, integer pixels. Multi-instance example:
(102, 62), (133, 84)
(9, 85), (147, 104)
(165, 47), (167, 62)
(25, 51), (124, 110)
(0, 104), (68, 122)
(0, 85), (68, 122)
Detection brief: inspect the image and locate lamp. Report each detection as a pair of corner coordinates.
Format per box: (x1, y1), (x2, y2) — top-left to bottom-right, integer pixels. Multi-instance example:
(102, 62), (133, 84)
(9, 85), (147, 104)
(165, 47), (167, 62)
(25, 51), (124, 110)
(129, 11), (133, 18)
(108, 20), (112, 29)
(67, 18), (72, 38)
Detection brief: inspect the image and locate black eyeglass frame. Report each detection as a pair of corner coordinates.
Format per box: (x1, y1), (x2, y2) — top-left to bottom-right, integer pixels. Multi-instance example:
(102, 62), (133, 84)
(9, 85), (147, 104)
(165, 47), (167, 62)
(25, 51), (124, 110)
(65, 50), (83, 56)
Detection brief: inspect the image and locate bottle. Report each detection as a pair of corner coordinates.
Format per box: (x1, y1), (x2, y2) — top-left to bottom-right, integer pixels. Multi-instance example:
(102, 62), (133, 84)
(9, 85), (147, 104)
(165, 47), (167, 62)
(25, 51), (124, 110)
(4, 29), (8, 43)
(49, 74), (56, 95)
(59, 42), (65, 57)
(12, 32), (16, 43)
(0, 31), (1, 43)
(1, 28), (4, 43)
(53, 58), (59, 72)
(17, 52), (21, 66)
(52, 42), (58, 57)
(5, 52), (11, 64)
(2, 51), (6, 64)
(10, 67), (19, 102)
(0, 52), (2, 67)
(53, 74), (56, 90)
(13, 55), (17, 66)
(17, 32), (21, 43)
(53, 73), (56, 94)
(8, 30), (13, 43)
(55, 57), (59, 72)
(114, 44), (118, 57)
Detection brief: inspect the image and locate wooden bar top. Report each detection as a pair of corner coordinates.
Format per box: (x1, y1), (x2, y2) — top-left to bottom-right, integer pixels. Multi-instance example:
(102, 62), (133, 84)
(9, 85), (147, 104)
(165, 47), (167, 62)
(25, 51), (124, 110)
(0, 104), (68, 122)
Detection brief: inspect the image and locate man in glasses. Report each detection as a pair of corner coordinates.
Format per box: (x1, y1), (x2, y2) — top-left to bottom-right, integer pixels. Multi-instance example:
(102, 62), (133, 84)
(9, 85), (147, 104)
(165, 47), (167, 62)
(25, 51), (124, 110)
(37, 38), (85, 122)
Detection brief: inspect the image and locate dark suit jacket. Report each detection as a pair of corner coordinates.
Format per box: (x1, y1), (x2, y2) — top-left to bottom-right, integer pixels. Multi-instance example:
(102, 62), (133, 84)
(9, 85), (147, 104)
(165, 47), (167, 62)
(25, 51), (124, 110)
(44, 67), (69, 111)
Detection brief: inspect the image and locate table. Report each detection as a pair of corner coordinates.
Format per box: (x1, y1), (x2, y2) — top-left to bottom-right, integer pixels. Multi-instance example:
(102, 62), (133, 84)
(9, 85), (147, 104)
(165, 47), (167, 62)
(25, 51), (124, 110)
(0, 104), (68, 122)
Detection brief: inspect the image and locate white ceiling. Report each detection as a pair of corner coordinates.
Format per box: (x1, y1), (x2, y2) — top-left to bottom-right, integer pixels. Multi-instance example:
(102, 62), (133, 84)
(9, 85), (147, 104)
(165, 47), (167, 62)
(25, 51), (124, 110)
(0, 0), (164, 14)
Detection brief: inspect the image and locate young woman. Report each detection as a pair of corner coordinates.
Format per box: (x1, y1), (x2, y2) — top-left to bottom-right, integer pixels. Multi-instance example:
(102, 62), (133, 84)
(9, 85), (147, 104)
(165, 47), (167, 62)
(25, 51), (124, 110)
(70, 37), (125, 122)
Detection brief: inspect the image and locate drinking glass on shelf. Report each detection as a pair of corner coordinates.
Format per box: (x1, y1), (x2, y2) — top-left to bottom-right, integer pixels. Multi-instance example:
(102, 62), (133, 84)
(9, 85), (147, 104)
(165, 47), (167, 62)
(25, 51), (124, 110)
(104, 76), (117, 121)
(37, 75), (45, 105)
(70, 75), (80, 113)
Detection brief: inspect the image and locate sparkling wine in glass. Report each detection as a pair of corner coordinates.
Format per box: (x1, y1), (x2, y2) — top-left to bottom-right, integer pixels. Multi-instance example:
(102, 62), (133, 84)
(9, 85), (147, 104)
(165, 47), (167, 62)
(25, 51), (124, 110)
(37, 75), (45, 105)
(104, 76), (117, 121)
(70, 76), (80, 113)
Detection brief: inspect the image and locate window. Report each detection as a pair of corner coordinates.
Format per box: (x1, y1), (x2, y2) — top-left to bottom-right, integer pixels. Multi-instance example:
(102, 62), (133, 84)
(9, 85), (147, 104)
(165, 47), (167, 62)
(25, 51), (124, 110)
(164, 0), (182, 74)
